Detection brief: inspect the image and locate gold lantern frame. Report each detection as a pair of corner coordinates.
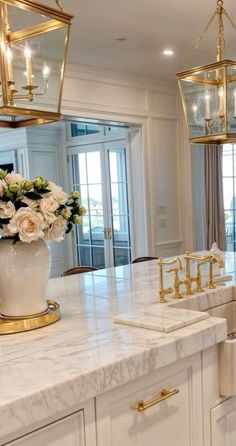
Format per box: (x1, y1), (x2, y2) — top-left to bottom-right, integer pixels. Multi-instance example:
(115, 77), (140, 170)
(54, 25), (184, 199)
(176, 0), (236, 144)
(0, 0), (74, 128)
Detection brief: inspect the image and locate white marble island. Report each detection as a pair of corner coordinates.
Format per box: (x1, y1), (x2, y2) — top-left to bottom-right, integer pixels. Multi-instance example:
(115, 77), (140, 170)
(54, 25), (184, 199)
(1, 254), (236, 446)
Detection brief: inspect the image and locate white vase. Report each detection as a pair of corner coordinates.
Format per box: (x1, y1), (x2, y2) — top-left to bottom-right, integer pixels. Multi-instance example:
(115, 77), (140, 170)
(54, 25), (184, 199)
(0, 239), (50, 317)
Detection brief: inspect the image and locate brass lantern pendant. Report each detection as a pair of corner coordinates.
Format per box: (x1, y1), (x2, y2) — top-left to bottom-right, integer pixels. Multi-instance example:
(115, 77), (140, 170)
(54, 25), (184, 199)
(0, 0), (73, 128)
(177, 0), (236, 144)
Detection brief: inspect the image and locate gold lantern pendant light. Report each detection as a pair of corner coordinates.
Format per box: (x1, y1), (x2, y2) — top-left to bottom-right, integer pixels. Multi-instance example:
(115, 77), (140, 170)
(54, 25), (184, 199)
(177, 0), (236, 144)
(0, 0), (73, 128)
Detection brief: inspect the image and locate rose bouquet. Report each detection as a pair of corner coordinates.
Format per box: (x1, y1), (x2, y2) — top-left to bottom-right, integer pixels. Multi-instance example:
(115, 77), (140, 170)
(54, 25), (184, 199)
(0, 169), (85, 243)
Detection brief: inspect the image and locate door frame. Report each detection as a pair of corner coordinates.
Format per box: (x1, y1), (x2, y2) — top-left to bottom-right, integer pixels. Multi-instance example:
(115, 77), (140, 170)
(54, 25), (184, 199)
(67, 132), (133, 268)
(62, 115), (151, 270)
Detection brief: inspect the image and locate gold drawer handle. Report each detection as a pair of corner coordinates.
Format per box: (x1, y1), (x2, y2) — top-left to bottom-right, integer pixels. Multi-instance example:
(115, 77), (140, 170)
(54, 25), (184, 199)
(135, 388), (180, 413)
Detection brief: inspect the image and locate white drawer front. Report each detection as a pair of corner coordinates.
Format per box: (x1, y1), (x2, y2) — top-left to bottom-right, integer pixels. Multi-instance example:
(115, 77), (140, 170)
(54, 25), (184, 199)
(8, 411), (84, 446)
(96, 354), (203, 446)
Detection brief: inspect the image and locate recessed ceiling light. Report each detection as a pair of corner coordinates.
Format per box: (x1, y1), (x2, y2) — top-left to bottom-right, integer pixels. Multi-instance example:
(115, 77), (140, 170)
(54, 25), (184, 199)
(163, 49), (174, 56)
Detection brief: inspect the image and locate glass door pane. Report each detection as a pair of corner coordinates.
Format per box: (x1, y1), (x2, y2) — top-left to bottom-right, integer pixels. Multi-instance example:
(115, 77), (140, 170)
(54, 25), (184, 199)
(71, 146), (105, 269)
(106, 143), (131, 266)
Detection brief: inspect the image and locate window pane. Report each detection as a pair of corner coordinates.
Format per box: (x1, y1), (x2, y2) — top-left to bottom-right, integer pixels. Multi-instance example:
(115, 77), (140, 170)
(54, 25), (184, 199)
(78, 246), (91, 265)
(79, 215), (90, 240)
(88, 185), (103, 211)
(111, 183), (128, 215)
(112, 216), (130, 248)
(90, 217), (104, 246)
(80, 185), (88, 208)
(223, 178), (234, 209)
(91, 247), (105, 269)
(223, 151), (233, 176)
(87, 152), (101, 184)
(78, 153), (87, 184)
(113, 248), (131, 266)
(109, 150), (126, 182)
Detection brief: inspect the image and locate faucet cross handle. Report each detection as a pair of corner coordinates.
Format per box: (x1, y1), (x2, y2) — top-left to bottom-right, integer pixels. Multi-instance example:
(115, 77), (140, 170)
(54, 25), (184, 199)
(166, 264), (183, 299)
(158, 257), (182, 303)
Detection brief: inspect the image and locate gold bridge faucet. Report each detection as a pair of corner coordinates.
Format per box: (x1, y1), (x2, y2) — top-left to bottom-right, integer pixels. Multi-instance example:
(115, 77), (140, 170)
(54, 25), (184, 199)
(158, 257), (182, 303)
(183, 251), (224, 295)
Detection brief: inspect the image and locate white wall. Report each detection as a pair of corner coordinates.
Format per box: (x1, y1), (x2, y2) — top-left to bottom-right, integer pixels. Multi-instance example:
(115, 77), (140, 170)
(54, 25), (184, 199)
(61, 64), (187, 257)
(0, 64), (192, 264)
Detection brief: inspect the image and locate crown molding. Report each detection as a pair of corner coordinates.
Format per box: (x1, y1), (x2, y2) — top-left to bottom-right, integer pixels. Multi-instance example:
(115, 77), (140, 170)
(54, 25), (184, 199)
(65, 64), (177, 95)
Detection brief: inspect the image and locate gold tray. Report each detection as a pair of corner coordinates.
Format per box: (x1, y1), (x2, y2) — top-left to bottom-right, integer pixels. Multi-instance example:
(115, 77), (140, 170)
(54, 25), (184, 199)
(0, 300), (60, 335)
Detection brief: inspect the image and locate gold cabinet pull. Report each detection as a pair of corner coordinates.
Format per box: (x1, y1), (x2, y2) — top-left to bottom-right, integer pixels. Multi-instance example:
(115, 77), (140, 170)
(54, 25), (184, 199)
(135, 388), (179, 413)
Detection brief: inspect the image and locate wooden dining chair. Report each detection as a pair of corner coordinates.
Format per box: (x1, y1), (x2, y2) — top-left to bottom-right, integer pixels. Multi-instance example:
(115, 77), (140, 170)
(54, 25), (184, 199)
(63, 266), (98, 276)
(131, 256), (158, 264)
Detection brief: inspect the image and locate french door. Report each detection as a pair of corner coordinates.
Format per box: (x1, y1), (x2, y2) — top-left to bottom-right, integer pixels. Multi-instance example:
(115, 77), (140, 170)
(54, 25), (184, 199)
(70, 140), (131, 269)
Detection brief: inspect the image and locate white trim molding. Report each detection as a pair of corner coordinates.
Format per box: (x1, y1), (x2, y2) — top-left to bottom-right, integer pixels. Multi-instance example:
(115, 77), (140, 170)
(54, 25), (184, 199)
(155, 240), (184, 257)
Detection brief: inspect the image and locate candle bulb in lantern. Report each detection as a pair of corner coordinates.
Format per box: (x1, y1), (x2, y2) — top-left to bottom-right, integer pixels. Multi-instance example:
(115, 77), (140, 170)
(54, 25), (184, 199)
(218, 86), (224, 117)
(205, 91), (211, 120)
(192, 104), (197, 119)
(42, 65), (50, 80)
(24, 45), (32, 86)
(6, 47), (13, 82)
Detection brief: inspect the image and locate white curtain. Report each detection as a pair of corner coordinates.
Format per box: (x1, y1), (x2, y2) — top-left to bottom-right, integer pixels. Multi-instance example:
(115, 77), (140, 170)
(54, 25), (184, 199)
(204, 144), (226, 250)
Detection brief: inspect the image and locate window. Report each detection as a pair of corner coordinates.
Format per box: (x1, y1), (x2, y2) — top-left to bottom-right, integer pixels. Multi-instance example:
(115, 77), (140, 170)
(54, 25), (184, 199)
(222, 144), (236, 251)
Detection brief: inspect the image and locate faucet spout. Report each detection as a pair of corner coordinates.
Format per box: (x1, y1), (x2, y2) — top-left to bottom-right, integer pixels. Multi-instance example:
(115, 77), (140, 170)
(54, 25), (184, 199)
(210, 252), (224, 268)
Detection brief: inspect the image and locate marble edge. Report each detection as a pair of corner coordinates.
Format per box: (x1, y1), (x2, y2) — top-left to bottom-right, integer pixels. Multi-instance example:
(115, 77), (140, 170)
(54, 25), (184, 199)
(0, 316), (227, 442)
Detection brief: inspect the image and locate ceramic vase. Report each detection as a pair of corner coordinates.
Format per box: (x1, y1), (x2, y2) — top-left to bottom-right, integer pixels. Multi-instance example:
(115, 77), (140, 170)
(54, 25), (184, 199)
(0, 239), (50, 317)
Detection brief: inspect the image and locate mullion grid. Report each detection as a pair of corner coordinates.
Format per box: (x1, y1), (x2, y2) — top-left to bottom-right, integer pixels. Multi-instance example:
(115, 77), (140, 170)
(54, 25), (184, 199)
(223, 145), (236, 251)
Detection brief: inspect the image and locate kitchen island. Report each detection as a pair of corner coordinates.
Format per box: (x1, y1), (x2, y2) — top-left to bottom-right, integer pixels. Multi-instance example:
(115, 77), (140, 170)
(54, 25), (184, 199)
(1, 253), (236, 445)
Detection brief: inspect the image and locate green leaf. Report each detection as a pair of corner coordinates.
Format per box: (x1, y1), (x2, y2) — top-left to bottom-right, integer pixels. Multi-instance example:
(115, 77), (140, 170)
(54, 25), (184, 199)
(38, 188), (51, 194)
(65, 223), (72, 234)
(25, 191), (42, 200)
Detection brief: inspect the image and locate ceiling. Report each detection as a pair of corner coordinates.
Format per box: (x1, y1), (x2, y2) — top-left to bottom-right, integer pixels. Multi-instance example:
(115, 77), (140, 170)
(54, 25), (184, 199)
(51, 0), (236, 80)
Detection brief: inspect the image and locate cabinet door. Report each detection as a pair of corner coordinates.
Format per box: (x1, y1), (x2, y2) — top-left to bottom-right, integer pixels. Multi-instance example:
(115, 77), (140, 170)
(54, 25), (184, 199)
(96, 354), (203, 446)
(211, 396), (236, 446)
(8, 411), (85, 446)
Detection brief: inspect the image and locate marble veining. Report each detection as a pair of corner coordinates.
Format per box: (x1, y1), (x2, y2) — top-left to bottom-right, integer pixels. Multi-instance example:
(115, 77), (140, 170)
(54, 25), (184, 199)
(114, 306), (209, 332)
(0, 252), (235, 442)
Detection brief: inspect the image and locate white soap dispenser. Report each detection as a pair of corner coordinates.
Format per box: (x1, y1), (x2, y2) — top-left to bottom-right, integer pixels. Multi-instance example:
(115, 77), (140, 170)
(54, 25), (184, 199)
(210, 242), (221, 276)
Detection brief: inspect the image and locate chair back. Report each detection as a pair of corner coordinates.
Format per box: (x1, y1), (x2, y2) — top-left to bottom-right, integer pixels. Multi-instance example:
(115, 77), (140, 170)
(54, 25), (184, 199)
(132, 256), (158, 264)
(63, 266), (98, 276)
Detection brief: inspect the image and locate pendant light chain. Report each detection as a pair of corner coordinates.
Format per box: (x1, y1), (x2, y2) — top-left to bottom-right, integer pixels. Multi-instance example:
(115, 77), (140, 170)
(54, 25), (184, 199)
(181, 10), (217, 70)
(54, 0), (64, 11)
(216, 1), (226, 61)
(223, 9), (236, 35)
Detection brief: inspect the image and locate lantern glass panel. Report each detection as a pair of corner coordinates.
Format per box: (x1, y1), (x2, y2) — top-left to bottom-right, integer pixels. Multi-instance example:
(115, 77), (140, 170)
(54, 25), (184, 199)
(6, 2), (52, 31)
(227, 66), (236, 134)
(179, 67), (226, 138)
(2, 26), (68, 113)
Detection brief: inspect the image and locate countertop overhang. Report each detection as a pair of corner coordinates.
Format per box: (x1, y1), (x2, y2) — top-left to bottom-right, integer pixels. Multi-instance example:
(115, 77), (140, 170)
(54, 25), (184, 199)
(1, 252), (236, 441)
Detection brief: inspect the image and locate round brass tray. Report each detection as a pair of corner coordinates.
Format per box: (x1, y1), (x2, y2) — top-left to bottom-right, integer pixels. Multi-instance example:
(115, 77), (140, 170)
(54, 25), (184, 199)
(0, 300), (60, 335)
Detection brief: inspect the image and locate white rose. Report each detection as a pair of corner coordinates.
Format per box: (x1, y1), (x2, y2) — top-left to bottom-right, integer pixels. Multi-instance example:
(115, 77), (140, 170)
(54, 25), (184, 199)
(0, 201), (16, 219)
(21, 196), (39, 209)
(40, 196), (59, 223)
(5, 172), (23, 184)
(8, 208), (45, 243)
(48, 181), (68, 205)
(44, 216), (67, 242)
(0, 179), (7, 197)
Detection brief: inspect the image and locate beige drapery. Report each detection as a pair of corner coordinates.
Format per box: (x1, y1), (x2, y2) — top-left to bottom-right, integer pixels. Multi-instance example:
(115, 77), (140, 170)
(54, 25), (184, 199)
(204, 144), (226, 250)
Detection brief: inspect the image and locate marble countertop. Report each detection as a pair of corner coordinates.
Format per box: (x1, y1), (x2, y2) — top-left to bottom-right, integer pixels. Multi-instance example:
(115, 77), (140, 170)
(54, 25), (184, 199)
(1, 251), (235, 442)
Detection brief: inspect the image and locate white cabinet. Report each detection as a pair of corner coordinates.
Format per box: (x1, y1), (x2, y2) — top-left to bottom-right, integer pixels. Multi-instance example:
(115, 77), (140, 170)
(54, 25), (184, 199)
(96, 353), (203, 446)
(211, 396), (236, 446)
(7, 411), (85, 446)
(2, 399), (97, 446)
